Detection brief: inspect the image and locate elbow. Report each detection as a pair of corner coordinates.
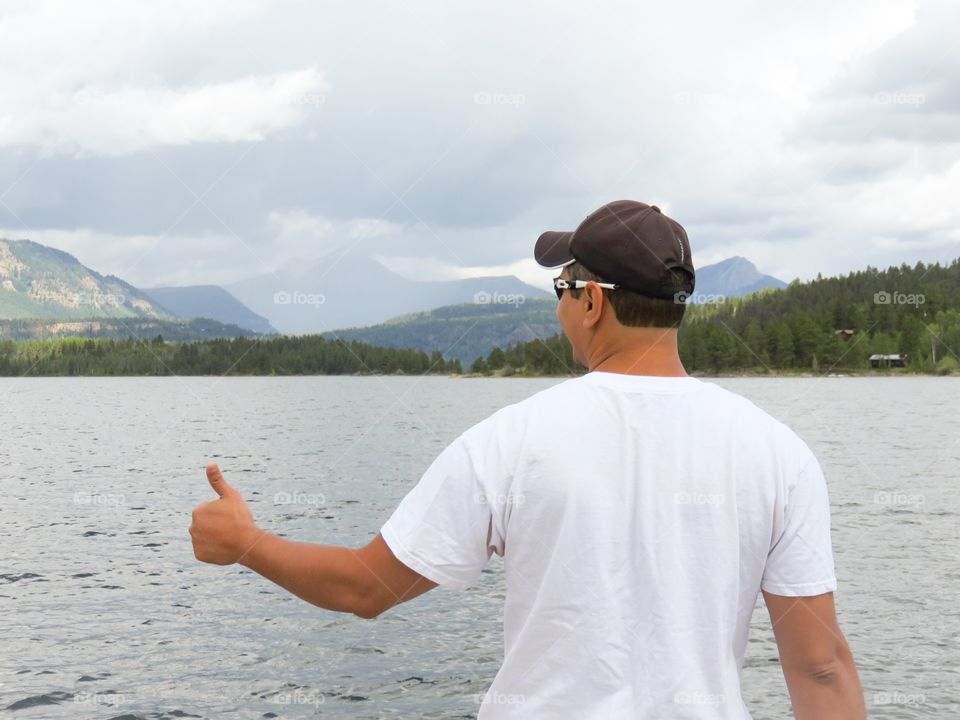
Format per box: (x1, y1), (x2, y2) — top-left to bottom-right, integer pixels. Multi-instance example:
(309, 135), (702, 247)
(352, 601), (384, 620)
(350, 586), (393, 620)
(805, 659), (844, 685)
(798, 643), (856, 686)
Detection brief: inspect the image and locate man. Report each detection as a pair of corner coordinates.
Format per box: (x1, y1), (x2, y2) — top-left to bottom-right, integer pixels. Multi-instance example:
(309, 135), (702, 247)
(190, 200), (866, 718)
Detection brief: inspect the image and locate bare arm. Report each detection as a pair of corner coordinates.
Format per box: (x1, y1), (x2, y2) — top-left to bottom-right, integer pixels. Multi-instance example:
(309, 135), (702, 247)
(763, 590), (866, 719)
(189, 464), (437, 619)
(239, 532), (437, 618)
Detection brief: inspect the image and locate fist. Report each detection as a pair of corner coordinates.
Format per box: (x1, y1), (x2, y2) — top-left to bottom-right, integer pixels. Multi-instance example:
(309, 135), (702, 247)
(189, 464), (260, 565)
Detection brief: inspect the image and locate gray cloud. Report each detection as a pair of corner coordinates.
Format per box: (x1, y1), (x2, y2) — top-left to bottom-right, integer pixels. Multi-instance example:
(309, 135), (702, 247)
(796, 0), (960, 146)
(1, 0), (957, 292)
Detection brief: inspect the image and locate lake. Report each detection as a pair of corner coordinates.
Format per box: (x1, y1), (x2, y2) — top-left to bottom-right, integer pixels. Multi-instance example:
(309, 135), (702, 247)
(2, 376), (957, 718)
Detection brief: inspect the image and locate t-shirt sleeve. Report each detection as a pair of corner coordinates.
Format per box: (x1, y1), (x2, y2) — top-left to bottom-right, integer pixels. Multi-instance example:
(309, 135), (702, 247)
(380, 409), (519, 590)
(760, 453), (838, 597)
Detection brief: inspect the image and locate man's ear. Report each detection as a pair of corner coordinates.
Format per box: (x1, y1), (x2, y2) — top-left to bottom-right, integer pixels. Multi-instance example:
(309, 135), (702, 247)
(582, 282), (604, 329)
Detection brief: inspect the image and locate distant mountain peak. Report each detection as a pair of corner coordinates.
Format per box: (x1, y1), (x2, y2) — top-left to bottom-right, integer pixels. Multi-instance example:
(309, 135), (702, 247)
(142, 284), (277, 335)
(2, 238), (93, 274)
(695, 256), (786, 298)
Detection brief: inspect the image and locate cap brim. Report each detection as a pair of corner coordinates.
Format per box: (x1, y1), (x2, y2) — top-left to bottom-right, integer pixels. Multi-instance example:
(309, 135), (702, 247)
(534, 231), (575, 268)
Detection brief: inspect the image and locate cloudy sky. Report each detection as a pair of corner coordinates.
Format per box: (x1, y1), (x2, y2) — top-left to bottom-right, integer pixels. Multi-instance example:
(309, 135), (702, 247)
(0, 0), (956, 291)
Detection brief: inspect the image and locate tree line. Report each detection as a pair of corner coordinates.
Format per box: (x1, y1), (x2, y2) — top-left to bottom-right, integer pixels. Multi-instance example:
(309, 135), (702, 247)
(0, 334), (462, 377)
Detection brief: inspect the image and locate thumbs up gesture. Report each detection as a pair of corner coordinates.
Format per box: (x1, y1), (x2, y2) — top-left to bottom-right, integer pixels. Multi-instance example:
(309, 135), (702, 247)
(189, 464), (261, 565)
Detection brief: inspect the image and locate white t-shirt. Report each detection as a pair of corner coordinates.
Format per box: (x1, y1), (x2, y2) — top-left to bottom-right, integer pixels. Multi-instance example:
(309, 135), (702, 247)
(381, 372), (837, 719)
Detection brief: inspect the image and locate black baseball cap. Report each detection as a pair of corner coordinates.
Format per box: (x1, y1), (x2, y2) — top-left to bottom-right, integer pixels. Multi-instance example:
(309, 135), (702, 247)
(534, 200), (695, 299)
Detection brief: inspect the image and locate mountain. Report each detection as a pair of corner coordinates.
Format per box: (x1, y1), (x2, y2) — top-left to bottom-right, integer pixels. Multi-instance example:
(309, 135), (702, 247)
(326, 298), (560, 364)
(0, 238), (174, 321)
(225, 249), (552, 334)
(323, 257), (787, 362)
(693, 256), (786, 299)
(142, 285), (277, 334)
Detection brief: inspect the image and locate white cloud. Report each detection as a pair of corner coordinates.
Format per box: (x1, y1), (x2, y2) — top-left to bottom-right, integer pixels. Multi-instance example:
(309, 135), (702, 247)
(0, 69), (327, 156)
(0, 0), (325, 156)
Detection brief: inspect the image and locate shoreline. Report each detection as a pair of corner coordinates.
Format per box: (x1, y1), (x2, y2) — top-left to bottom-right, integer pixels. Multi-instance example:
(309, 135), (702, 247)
(0, 370), (954, 379)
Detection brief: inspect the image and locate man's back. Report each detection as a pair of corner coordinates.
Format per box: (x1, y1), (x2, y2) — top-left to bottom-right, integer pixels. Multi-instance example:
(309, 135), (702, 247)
(382, 372), (837, 718)
(191, 200), (864, 719)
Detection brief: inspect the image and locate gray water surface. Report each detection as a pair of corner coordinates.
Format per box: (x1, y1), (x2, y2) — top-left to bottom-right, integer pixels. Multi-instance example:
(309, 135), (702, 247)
(2, 376), (957, 718)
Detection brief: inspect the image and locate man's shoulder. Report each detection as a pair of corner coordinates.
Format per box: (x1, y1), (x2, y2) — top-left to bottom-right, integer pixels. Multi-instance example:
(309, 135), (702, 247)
(485, 377), (583, 418)
(698, 382), (817, 462)
(696, 380), (780, 420)
(459, 377), (586, 440)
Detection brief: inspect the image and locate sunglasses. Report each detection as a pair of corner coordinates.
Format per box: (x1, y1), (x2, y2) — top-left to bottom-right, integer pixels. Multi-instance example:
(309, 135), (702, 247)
(553, 277), (619, 301)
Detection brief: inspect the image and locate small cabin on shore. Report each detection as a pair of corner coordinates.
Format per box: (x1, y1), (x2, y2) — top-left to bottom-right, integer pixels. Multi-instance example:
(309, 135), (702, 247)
(869, 353), (907, 368)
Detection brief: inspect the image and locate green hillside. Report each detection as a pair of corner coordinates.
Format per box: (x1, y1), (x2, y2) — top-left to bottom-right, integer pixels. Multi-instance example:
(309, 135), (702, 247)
(324, 298), (561, 364)
(0, 238), (173, 321)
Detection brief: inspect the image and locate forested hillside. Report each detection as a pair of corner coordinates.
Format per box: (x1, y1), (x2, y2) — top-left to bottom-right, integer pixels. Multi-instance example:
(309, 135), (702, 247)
(471, 259), (960, 375)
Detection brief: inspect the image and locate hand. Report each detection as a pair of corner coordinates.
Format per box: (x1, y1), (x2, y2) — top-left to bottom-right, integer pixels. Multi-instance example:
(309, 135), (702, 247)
(189, 463), (262, 565)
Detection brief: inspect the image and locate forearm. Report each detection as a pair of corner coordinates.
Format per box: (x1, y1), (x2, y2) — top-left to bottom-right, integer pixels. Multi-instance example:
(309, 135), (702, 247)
(238, 531), (372, 616)
(785, 654), (866, 719)
(190, 468), (430, 617)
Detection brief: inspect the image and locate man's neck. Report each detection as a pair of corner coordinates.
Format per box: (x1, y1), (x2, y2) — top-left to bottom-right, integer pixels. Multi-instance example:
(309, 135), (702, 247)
(590, 356), (689, 377)
(587, 331), (688, 377)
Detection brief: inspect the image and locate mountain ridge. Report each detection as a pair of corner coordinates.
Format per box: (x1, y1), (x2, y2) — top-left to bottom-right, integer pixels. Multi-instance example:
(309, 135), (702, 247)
(226, 249), (552, 333)
(143, 285), (277, 335)
(1, 236), (787, 351)
(0, 239), (265, 341)
(0, 238), (174, 321)
(324, 256), (789, 361)
(693, 256), (786, 298)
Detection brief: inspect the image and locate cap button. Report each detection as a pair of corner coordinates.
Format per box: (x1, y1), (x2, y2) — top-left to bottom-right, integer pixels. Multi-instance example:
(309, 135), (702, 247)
(651, 205), (661, 212)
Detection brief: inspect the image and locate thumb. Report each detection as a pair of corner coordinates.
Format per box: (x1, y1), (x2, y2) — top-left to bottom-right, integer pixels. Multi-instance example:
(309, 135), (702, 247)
(206, 463), (237, 499)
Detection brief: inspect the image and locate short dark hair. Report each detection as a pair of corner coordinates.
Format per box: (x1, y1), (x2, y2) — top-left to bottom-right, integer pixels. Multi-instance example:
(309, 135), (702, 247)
(565, 261), (690, 328)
